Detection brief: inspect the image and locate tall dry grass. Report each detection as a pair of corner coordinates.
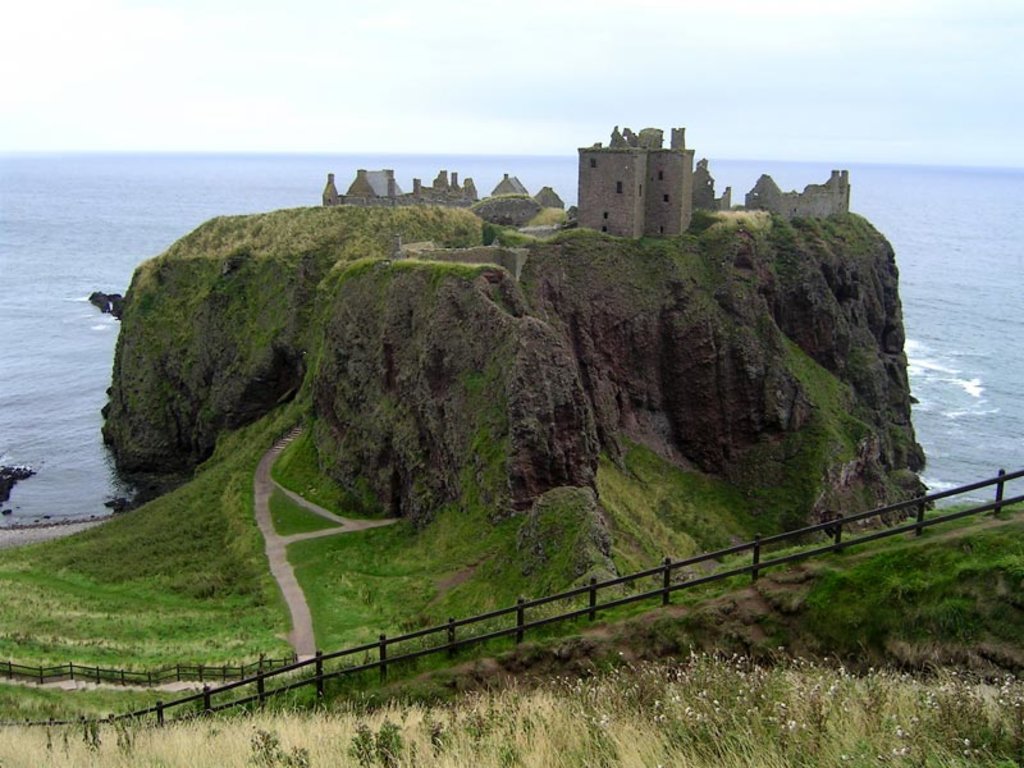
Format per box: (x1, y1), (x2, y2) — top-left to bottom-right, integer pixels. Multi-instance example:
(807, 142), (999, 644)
(2, 654), (1022, 767)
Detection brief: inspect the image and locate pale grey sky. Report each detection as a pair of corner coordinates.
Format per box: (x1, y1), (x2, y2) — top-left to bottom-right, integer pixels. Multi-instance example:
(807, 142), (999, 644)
(2, 0), (1022, 166)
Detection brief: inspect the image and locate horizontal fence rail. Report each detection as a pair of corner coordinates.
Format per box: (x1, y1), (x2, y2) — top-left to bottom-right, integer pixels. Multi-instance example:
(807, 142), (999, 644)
(3, 467), (1021, 728)
(0, 655), (297, 688)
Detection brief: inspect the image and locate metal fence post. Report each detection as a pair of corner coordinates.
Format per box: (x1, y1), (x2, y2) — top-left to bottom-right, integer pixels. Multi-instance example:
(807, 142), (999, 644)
(833, 516), (843, 552)
(202, 685), (211, 714)
(315, 650), (324, 699)
(257, 671), (266, 706)
(588, 577), (597, 621)
(379, 634), (388, 684)
(662, 557), (672, 605)
(995, 468), (1006, 517)
(752, 535), (761, 582)
(915, 497), (926, 537)
(155, 700), (164, 727)
(516, 598), (525, 644)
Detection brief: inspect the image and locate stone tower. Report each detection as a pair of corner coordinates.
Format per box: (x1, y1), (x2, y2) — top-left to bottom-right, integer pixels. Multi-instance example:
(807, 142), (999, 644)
(577, 126), (695, 237)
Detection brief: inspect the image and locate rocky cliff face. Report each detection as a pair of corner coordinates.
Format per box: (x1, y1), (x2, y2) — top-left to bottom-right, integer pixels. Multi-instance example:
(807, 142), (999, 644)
(103, 207), (922, 532)
(311, 261), (597, 524)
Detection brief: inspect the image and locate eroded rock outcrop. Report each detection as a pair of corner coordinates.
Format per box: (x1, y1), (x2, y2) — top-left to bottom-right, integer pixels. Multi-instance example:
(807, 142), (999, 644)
(103, 207), (922, 531)
(312, 263), (597, 523)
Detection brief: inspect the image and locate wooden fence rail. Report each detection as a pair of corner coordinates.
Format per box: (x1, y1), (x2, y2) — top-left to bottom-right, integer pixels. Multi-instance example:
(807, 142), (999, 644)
(3, 467), (1021, 728)
(0, 655), (297, 688)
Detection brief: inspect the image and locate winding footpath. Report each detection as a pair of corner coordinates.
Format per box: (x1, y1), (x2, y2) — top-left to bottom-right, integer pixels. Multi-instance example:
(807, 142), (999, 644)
(253, 429), (396, 659)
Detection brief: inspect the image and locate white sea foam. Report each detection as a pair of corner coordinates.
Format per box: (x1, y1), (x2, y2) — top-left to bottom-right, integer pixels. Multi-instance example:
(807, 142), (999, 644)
(921, 475), (959, 493)
(90, 324), (112, 332)
(957, 377), (984, 398)
(942, 407), (999, 420)
(907, 357), (960, 376)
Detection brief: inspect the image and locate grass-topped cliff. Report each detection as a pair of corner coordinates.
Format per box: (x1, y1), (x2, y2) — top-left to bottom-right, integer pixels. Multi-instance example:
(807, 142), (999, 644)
(2, 206), (933, 669)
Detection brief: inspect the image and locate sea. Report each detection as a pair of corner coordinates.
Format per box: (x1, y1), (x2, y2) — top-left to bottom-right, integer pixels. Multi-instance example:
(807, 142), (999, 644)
(0, 153), (1021, 525)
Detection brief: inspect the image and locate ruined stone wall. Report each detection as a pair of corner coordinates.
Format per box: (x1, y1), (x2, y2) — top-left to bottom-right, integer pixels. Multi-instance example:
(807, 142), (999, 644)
(577, 149), (647, 238)
(406, 246), (530, 281)
(745, 171), (850, 219)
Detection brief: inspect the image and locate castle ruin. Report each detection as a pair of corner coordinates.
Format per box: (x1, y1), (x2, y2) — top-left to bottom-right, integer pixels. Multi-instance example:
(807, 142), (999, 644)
(320, 127), (850, 236)
(323, 168), (479, 208)
(744, 171), (850, 220)
(577, 126), (695, 237)
(692, 158), (732, 212)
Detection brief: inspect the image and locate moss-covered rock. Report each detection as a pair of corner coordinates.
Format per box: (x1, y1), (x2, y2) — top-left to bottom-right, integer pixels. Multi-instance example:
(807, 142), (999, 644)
(103, 207), (922, 542)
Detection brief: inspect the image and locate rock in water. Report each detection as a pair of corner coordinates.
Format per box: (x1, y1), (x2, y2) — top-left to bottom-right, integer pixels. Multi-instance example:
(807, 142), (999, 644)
(0, 466), (36, 504)
(88, 291), (125, 320)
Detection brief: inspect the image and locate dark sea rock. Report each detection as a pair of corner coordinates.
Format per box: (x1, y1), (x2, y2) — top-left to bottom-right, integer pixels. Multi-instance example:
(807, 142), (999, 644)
(0, 466), (36, 504)
(89, 291), (125, 320)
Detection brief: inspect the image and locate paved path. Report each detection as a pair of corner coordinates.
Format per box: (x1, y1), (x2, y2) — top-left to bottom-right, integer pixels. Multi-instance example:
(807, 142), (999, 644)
(253, 428), (396, 659)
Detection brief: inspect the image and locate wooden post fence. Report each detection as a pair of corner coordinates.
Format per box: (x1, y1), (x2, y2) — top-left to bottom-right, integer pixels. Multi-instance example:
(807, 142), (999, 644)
(516, 598), (525, 643)
(315, 651), (324, 699)
(995, 468), (1006, 516)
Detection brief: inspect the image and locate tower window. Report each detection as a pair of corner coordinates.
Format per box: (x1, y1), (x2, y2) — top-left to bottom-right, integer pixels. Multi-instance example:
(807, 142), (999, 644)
(601, 226), (607, 232)
(603, 211), (609, 219)
(658, 170), (664, 180)
(615, 181), (623, 194)
(663, 194), (670, 202)
(590, 158), (597, 168)
(638, 184), (642, 196)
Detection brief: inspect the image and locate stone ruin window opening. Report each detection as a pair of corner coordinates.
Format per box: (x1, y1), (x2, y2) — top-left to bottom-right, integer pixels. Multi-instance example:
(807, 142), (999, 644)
(659, 225), (664, 234)
(616, 181), (623, 194)
(658, 170), (664, 181)
(638, 184), (642, 196)
(663, 193), (670, 202)
(601, 225), (608, 232)
(603, 211), (609, 219)
(590, 158), (597, 168)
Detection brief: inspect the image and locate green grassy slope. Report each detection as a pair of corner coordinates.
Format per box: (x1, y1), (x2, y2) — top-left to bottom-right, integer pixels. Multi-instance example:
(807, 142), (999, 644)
(0, 409), (300, 667)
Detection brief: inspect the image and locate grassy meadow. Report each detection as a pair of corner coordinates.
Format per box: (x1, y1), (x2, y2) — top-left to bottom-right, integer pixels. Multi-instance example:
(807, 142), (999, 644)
(0, 409), (301, 668)
(2, 656), (1023, 767)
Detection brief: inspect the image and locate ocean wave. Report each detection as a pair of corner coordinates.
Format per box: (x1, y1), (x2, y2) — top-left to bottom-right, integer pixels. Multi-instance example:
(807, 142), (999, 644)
(907, 357), (960, 376)
(921, 475), (959, 493)
(957, 377), (984, 398)
(90, 324), (112, 332)
(943, 406), (1000, 420)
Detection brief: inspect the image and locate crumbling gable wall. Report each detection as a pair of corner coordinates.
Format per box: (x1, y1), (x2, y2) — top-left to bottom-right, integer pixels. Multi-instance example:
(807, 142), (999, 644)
(745, 171), (850, 219)
(323, 169), (479, 209)
(692, 158), (732, 212)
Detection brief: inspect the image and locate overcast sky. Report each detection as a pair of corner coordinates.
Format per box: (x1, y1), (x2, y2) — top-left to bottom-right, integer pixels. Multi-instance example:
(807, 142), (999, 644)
(2, 0), (1022, 166)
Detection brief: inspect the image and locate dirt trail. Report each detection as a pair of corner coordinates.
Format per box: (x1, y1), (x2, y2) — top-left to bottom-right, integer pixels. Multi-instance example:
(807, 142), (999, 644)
(253, 429), (396, 659)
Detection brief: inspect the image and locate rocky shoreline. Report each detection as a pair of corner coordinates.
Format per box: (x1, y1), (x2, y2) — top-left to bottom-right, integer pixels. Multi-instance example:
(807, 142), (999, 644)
(0, 518), (107, 550)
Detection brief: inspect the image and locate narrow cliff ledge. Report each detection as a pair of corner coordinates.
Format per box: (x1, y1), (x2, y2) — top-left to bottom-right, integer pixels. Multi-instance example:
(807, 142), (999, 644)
(103, 207), (922, 537)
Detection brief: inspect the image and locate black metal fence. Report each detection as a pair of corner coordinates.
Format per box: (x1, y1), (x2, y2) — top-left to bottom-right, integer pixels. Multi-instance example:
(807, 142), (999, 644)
(4, 467), (1021, 728)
